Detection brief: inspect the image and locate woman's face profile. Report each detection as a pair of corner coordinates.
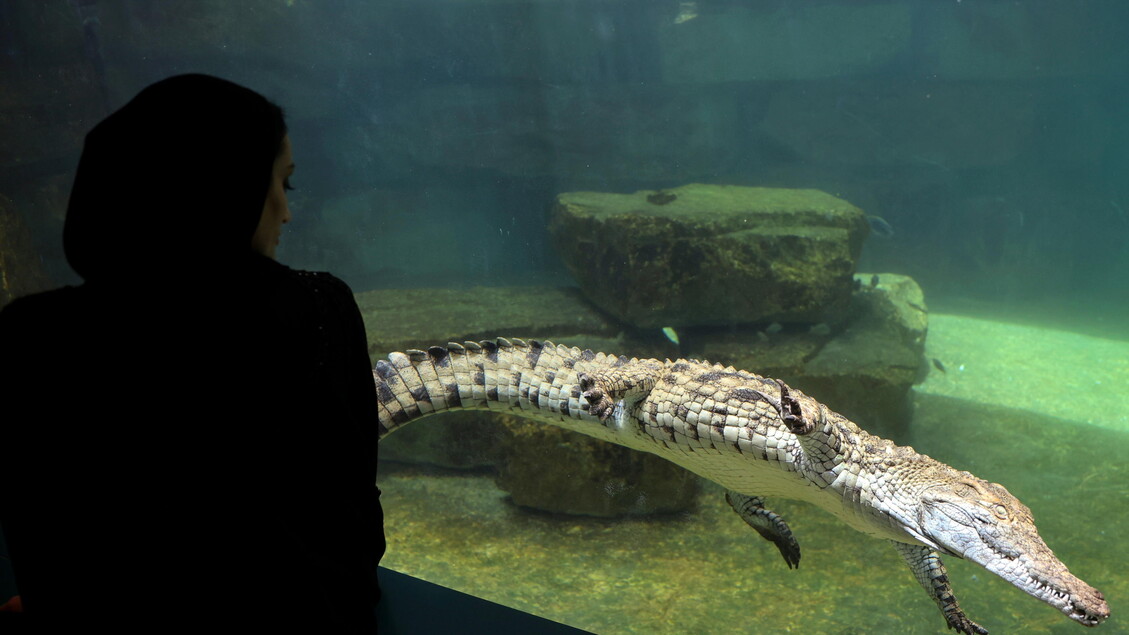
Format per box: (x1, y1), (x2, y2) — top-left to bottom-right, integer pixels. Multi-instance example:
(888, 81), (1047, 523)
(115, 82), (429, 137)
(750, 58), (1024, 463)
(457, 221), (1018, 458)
(251, 134), (294, 259)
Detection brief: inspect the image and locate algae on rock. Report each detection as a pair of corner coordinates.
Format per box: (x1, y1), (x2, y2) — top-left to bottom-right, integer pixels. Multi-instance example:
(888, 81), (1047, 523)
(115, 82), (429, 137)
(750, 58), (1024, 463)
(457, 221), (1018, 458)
(549, 184), (869, 329)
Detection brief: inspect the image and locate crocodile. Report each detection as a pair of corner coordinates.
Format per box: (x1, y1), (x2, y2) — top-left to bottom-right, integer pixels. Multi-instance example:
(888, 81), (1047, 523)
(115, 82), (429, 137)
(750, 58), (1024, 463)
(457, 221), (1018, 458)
(374, 337), (1110, 634)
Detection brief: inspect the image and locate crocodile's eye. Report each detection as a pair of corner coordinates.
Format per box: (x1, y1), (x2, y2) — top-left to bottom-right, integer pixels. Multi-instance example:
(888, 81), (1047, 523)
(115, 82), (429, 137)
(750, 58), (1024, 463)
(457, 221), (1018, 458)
(992, 504), (1009, 520)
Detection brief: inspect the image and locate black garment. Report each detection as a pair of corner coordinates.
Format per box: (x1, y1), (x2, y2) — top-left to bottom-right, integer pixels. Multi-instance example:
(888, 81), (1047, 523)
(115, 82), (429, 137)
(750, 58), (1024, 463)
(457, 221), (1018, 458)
(1, 73), (382, 632)
(0, 254), (384, 633)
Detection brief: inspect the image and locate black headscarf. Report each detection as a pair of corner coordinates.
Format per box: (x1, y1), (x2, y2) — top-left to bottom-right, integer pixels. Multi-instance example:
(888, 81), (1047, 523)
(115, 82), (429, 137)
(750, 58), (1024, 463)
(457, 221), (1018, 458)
(63, 74), (287, 283)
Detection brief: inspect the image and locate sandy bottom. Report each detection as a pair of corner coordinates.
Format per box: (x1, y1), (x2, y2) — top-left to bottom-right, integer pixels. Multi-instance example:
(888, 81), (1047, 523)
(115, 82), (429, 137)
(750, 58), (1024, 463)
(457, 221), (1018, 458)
(920, 314), (1129, 432)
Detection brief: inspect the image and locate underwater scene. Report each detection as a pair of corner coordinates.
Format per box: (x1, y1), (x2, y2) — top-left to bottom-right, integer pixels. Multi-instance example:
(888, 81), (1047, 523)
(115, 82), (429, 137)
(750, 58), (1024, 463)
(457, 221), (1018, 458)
(1, 1), (1127, 633)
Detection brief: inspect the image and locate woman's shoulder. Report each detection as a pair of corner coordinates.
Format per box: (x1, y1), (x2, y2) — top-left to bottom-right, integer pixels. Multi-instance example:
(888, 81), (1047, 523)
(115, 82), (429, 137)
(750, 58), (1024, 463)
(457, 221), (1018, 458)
(258, 259), (362, 321)
(288, 270), (360, 316)
(249, 254), (355, 298)
(291, 269), (355, 296)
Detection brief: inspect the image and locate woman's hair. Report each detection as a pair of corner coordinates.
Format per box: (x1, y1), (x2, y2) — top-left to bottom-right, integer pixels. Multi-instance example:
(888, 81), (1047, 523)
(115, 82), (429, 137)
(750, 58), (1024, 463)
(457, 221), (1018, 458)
(64, 74), (288, 282)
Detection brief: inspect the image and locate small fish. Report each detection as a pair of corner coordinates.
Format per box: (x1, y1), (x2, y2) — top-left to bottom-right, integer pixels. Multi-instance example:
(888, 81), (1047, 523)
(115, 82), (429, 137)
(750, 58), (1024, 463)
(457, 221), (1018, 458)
(870, 274), (880, 288)
(765, 322), (783, 335)
(757, 331), (769, 343)
(932, 358), (947, 374)
(647, 190), (677, 205)
(673, 1), (699, 24)
(866, 215), (895, 238)
(661, 326), (681, 346)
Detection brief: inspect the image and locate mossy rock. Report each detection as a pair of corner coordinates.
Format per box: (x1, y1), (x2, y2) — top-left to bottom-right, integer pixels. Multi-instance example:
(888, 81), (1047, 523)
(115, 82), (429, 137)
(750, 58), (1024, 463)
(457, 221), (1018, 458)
(494, 417), (701, 518)
(550, 184), (869, 328)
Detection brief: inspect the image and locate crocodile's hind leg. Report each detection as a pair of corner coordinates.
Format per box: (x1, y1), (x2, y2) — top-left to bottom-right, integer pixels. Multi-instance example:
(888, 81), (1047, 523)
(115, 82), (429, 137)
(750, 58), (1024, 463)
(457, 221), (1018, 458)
(726, 491), (801, 569)
(578, 358), (665, 420)
(892, 542), (988, 635)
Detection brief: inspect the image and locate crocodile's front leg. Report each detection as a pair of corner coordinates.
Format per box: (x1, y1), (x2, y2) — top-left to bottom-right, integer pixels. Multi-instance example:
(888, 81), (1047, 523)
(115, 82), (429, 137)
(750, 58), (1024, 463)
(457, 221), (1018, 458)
(747, 378), (814, 435)
(749, 378), (841, 475)
(578, 359), (665, 420)
(893, 541), (988, 635)
(726, 492), (801, 569)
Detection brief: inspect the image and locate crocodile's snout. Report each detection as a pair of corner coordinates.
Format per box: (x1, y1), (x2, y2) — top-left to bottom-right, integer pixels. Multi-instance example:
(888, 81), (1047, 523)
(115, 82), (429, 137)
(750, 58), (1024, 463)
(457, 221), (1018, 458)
(918, 477), (1109, 627)
(1057, 574), (1108, 627)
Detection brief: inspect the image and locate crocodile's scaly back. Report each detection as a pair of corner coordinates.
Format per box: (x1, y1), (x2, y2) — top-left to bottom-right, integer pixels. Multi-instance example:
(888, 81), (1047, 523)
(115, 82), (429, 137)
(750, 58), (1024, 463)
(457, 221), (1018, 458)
(377, 338), (828, 499)
(373, 338), (1109, 634)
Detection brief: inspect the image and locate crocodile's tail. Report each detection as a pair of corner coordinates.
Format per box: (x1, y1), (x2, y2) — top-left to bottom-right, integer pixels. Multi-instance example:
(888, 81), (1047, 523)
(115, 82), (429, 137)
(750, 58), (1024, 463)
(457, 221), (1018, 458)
(373, 337), (618, 439)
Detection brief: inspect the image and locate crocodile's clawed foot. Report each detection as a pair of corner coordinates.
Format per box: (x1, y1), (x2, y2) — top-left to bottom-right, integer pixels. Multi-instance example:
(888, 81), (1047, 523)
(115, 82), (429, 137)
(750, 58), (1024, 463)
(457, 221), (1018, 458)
(579, 362), (664, 421)
(726, 492), (801, 569)
(775, 380), (815, 435)
(948, 614), (989, 635)
(752, 379), (815, 435)
(892, 542), (989, 635)
(578, 372), (617, 420)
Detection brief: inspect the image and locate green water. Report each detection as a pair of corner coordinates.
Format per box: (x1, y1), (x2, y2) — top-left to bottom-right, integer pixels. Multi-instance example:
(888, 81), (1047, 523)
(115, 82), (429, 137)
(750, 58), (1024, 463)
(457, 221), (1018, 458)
(378, 316), (1128, 634)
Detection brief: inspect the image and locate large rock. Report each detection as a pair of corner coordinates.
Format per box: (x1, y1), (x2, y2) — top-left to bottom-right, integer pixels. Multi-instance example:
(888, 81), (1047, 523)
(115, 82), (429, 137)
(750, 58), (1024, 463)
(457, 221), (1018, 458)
(692, 273), (928, 437)
(800, 273), (928, 436)
(375, 411), (505, 470)
(494, 418), (700, 518)
(549, 184), (869, 329)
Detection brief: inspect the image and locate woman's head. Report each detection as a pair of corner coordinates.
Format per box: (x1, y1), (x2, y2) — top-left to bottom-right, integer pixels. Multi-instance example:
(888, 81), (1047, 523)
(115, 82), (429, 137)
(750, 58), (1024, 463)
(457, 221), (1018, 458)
(64, 74), (290, 281)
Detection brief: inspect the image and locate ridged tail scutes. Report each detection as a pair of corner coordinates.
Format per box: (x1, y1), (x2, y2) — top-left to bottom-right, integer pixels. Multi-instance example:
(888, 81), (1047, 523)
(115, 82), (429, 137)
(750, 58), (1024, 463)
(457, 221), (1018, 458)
(374, 338), (592, 439)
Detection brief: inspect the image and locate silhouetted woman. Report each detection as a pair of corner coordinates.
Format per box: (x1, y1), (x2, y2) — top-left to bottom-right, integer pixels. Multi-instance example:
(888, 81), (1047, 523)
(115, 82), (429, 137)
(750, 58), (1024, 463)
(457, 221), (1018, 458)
(0, 74), (383, 633)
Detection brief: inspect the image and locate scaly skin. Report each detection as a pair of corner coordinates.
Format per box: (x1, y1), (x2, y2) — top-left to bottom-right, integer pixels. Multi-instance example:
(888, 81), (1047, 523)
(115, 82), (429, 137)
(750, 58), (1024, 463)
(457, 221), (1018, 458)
(375, 338), (1109, 633)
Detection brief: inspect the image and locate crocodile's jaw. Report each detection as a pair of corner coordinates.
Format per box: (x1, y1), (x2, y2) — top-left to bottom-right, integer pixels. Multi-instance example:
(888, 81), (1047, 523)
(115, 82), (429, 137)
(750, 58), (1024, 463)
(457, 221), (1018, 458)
(1007, 561), (1109, 628)
(915, 477), (1109, 627)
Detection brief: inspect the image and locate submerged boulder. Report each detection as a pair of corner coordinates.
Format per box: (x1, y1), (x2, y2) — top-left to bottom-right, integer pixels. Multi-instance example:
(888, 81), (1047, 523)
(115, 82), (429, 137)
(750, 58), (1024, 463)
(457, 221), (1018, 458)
(494, 418), (701, 518)
(692, 273), (928, 437)
(799, 273), (928, 435)
(549, 184), (869, 329)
